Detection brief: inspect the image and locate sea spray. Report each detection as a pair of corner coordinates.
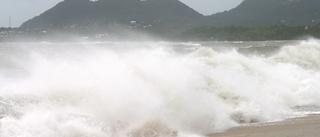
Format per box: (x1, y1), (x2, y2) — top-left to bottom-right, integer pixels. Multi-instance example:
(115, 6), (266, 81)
(0, 40), (319, 136)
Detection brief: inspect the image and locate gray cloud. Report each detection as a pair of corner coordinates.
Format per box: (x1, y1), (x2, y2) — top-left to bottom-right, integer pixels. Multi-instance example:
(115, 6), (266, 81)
(0, 0), (243, 27)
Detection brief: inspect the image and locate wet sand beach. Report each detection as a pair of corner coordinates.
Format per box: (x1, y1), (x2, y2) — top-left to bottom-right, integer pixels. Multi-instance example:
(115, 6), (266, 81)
(210, 115), (320, 137)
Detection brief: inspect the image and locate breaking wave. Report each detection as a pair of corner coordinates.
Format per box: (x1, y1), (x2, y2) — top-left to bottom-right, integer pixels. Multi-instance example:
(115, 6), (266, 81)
(0, 39), (320, 136)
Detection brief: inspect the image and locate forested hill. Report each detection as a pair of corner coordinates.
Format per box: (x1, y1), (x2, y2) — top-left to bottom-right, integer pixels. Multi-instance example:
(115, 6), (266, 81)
(15, 0), (320, 41)
(209, 0), (320, 26)
(20, 0), (203, 30)
(20, 0), (320, 29)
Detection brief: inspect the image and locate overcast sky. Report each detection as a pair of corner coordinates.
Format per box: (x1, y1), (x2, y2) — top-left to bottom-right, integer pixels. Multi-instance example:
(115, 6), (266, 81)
(0, 0), (243, 27)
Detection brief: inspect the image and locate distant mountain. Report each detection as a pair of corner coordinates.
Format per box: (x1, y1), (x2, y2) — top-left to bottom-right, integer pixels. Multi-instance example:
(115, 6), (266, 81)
(18, 0), (320, 40)
(209, 0), (320, 26)
(20, 0), (203, 32)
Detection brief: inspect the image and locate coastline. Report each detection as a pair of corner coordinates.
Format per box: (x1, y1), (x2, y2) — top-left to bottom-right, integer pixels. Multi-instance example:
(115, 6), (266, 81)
(209, 114), (320, 137)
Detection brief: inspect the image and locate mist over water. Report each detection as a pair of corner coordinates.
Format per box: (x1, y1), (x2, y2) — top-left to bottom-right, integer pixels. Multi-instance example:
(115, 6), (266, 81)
(0, 39), (320, 136)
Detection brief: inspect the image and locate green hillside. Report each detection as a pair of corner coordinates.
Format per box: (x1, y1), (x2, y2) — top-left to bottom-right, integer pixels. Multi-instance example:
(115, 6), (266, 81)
(20, 0), (203, 33)
(209, 0), (320, 26)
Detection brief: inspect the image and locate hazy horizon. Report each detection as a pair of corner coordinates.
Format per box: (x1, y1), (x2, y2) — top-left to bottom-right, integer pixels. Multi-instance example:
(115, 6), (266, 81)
(0, 0), (242, 28)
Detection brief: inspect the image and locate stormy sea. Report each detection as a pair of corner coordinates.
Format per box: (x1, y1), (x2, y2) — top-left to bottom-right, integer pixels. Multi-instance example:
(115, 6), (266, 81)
(0, 39), (320, 137)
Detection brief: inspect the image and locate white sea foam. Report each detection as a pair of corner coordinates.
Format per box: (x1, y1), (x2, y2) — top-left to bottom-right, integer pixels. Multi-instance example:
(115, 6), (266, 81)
(0, 40), (319, 136)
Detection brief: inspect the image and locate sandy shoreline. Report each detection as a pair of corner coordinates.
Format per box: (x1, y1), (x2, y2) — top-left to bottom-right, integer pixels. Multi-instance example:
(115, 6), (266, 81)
(209, 115), (320, 137)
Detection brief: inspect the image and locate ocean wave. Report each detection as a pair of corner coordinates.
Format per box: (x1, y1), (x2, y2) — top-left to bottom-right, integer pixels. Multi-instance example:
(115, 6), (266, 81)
(0, 39), (319, 136)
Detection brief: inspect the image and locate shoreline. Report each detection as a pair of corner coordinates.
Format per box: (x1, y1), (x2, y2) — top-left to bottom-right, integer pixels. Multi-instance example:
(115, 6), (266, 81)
(209, 114), (320, 137)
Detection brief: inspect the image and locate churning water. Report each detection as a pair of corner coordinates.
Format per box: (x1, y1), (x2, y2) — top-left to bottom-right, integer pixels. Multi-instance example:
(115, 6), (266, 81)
(0, 39), (320, 137)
